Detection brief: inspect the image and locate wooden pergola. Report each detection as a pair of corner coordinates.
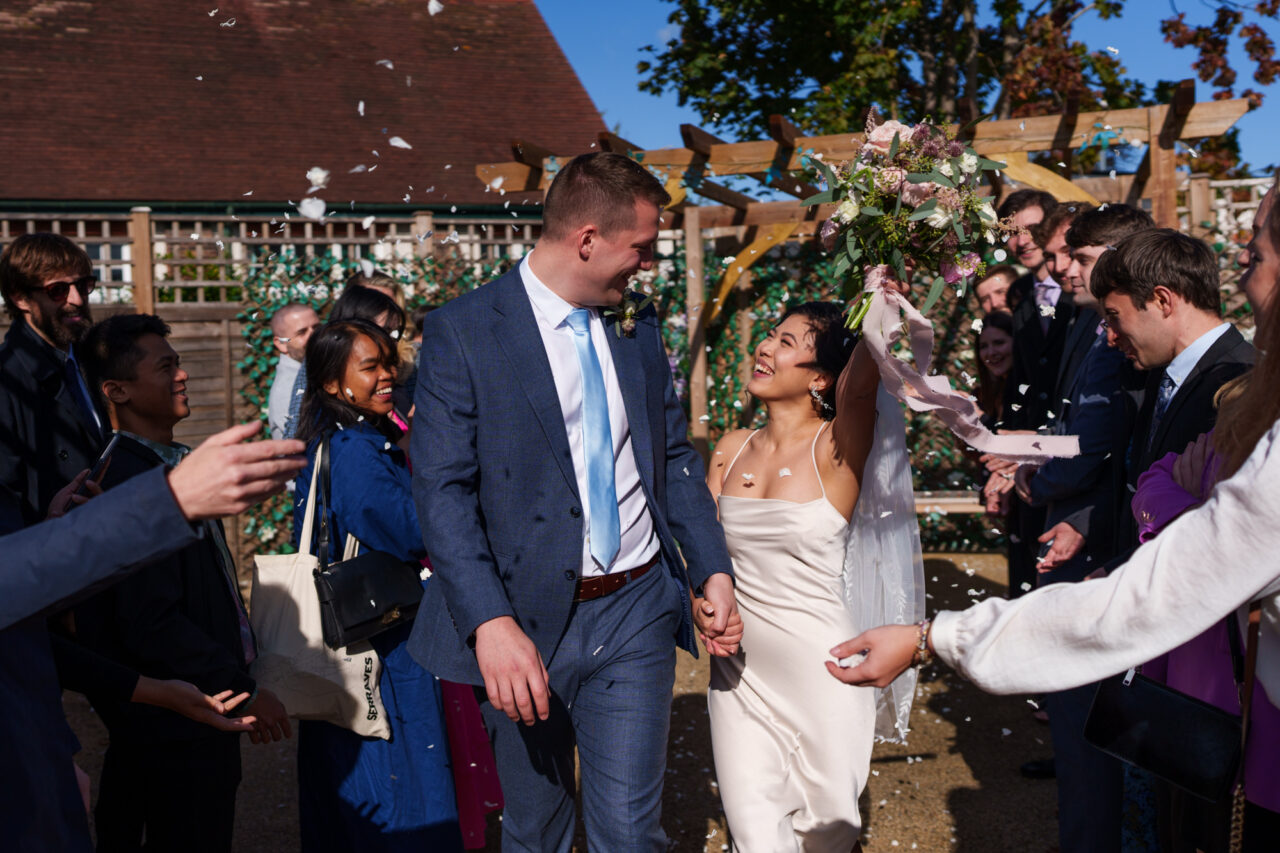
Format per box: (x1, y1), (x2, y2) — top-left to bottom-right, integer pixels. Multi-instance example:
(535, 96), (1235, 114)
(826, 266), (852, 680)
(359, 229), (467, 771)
(478, 80), (1248, 460)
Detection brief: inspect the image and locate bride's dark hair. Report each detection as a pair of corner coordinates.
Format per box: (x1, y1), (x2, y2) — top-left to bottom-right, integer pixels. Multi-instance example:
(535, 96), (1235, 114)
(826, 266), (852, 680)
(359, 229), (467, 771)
(780, 301), (859, 419)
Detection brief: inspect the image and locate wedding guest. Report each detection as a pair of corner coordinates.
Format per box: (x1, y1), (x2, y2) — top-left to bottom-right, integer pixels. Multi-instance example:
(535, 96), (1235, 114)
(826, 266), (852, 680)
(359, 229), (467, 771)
(0, 232), (106, 524)
(705, 298), (921, 850)
(985, 198), (1080, 602)
(268, 302), (319, 440)
(975, 264), (1018, 314)
(996, 188), (1058, 308)
(974, 310), (1013, 427)
(282, 283), (405, 439)
(292, 320), (461, 851)
(1095, 228), (1255, 558)
(0, 421), (302, 853)
(1124, 182), (1280, 853)
(75, 314), (291, 853)
(1005, 203), (1154, 853)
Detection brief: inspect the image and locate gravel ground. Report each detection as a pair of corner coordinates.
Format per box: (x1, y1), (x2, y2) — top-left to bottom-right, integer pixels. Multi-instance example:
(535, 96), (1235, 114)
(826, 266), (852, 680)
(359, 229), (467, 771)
(65, 553), (1060, 851)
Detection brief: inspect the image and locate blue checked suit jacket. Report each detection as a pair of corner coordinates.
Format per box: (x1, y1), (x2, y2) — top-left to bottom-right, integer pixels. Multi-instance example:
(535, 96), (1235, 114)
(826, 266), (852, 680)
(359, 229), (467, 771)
(407, 268), (732, 684)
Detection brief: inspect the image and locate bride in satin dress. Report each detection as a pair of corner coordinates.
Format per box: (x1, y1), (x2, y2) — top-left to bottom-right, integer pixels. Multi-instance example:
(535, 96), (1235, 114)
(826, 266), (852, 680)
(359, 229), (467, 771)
(696, 300), (924, 852)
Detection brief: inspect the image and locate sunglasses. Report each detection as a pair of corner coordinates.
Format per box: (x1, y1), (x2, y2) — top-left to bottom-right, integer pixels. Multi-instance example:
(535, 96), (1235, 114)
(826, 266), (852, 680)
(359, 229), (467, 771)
(39, 275), (97, 304)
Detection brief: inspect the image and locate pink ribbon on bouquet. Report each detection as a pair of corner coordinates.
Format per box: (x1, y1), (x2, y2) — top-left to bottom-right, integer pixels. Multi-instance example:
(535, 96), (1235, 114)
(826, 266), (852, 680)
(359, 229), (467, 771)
(860, 267), (1079, 464)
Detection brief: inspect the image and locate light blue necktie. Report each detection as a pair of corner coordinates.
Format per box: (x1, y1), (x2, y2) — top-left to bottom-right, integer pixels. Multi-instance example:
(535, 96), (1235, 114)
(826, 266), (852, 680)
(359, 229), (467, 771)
(566, 309), (620, 568)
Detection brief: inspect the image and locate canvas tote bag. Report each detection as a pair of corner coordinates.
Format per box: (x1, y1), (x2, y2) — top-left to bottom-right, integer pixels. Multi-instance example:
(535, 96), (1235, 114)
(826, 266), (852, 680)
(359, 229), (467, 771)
(248, 441), (391, 739)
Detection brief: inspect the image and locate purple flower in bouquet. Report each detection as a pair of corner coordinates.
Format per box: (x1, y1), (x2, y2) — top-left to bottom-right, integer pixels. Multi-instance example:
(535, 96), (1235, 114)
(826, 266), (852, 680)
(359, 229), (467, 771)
(941, 252), (982, 284)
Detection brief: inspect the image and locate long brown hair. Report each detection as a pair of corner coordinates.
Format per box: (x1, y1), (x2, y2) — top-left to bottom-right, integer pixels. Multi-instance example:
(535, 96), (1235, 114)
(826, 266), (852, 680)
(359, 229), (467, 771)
(1213, 172), (1280, 477)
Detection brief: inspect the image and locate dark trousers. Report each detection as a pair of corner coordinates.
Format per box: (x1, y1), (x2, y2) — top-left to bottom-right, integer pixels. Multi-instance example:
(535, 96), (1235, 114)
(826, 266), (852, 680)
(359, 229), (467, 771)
(1007, 501), (1045, 599)
(480, 563), (680, 852)
(95, 734), (240, 853)
(1045, 682), (1123, 852)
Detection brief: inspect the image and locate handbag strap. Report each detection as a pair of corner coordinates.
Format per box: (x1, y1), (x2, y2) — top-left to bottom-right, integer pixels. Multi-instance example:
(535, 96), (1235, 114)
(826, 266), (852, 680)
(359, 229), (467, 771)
(314, 431), (364, 570)
(316, 431), (334, 572)
(295, 440), (323, 559)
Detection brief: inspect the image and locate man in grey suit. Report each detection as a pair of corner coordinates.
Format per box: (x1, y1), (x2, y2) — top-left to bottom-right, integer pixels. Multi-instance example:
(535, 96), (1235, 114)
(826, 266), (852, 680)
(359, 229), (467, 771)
(409, 153), (738, 851)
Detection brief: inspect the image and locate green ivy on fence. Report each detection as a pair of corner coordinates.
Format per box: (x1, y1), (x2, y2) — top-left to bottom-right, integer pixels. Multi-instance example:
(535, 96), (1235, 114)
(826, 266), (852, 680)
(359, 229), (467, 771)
(237, 231), (1255, 557)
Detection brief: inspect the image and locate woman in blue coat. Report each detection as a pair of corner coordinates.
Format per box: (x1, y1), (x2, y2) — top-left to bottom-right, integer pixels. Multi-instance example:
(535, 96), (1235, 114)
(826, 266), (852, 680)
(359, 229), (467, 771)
(293, 319), (460, 851)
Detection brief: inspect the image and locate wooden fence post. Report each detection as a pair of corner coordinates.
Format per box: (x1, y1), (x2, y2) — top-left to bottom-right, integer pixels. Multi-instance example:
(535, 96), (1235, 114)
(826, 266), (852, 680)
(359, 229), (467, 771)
(685, 207), (709, 461)
(1187, 173), (1212, 238)
(130, 206), (154, 314)
(413, 210), (435, 259)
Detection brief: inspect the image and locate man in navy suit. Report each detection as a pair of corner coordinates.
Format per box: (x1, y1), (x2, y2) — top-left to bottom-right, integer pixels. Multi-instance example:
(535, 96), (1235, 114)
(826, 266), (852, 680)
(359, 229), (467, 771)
(409, 153), (738, 851)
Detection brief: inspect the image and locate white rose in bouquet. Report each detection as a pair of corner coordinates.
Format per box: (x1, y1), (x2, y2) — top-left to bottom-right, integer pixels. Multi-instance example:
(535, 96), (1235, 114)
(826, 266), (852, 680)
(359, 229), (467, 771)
(960, 153), (979, 174)
(835, 198), (861, 224)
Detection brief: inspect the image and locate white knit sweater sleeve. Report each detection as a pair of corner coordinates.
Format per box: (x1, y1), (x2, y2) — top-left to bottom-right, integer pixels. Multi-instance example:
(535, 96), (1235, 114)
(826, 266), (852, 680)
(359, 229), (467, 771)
(931, 420), (1280, 696)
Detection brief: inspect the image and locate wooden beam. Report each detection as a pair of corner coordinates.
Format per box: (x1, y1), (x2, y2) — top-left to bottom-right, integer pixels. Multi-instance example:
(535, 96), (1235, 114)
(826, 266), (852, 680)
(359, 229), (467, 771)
(511, 139), (556, 167)
(129, 206), (154, 315)
(767, 114), (803, 147)
(685, 206), (709, 460)
(683, 123), (820, 198)
(1052, 96), (1080, 175)
(479, 97), (1248, 195)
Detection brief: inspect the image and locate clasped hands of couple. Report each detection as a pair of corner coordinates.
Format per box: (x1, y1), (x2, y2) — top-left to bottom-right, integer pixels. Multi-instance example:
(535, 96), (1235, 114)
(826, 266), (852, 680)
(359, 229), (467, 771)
(474, 574), (741, 725)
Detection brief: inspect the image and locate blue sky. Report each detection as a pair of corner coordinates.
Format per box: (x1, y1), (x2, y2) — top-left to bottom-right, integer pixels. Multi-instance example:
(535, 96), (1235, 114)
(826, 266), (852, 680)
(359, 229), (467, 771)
(534, 0), (1279, 174)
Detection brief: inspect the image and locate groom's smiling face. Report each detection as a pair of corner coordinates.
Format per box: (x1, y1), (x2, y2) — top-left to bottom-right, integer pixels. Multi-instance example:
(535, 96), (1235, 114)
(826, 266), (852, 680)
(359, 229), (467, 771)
(581, 198), (661, 306)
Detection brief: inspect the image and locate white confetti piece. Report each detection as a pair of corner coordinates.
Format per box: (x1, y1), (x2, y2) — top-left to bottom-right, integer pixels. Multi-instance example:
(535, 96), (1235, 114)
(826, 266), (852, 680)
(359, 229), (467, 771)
(297, 197), (326, 220)
(1001, 727), (1012, 736)
(389, 136), (412, 149)
(1018, 120), (1025, 131)
(195, 75), (203, 81)
(349, 164), (367, 173)
(741, 473), (754, 480)
(992, 249), (1007, 262)
(879, 510), (893, 518)
(359, 259), (375, 278)
(1106, 45), (1119, 55)
(357, 100), (365, 116)
(208, 8), (218, 15)
(376, 59), (394, 69)
(220, 17), (236, 27)
(306, 166), (330, 190)
(1017, 383), (1030, 395)
(361, 215), (376, 230)
(428, 0), (444, 14)
(778, 467), (792, 478)
(242, 190), (253, 196)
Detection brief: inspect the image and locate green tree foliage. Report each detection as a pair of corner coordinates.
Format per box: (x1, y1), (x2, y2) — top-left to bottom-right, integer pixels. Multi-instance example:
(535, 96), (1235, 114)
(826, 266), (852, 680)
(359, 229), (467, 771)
(639, 1), (1279, 175)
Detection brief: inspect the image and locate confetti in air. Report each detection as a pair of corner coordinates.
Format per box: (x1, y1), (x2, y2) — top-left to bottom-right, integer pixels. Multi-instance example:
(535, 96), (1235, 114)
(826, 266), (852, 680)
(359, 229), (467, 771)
(357, 100), (365, 116)
(220, 17), (235, 27)
(296, 197), (326, 221)
(428, 0), (444, 14)
(376, 59), (394, 69)
(360, 259), (375, 278)
(305, 167), (330, 191)
(388, 136), (412, 149)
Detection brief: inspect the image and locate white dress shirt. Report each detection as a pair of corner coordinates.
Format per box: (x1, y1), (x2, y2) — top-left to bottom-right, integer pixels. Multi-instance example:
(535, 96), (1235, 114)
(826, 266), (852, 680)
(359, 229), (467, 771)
(1164, 322), (1230, 392)
(932, 417), (1280, 700)
(520, 253), (657, 577)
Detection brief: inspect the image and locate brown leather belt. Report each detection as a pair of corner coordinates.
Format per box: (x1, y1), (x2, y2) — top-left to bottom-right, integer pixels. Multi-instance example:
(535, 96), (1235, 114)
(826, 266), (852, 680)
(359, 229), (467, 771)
(573, 553), (660, 602)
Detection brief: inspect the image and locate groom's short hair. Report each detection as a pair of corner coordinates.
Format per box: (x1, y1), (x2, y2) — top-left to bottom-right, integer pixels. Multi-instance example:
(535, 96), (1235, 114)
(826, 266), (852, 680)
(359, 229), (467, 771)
(541, 153), (670, 241)
(1090, 228), (1220, 313)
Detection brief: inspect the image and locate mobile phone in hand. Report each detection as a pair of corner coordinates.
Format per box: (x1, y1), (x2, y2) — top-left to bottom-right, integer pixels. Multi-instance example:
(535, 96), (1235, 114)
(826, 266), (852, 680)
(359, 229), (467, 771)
(62, 434), (119, 512)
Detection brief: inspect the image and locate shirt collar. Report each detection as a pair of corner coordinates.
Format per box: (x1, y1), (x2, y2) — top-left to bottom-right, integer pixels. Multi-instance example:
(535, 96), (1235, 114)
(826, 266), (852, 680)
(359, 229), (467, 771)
(520, 252), (581, 330)
(116, 430), (190, 468)
(1165, 322), (1230, 390)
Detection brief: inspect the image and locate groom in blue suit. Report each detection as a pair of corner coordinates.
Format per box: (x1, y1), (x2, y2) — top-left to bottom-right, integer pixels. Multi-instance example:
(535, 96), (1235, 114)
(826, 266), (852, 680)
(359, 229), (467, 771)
(409, 153), (738, 850)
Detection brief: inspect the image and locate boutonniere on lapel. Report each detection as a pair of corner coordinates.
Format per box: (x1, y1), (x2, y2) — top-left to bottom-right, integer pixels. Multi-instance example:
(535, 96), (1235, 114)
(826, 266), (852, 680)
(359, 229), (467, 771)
(602, 291), (654, 338)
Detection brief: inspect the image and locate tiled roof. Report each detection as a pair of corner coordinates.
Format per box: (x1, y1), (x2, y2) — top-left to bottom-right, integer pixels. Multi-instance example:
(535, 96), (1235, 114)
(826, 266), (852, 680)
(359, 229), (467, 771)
(0, 0), (605, 207)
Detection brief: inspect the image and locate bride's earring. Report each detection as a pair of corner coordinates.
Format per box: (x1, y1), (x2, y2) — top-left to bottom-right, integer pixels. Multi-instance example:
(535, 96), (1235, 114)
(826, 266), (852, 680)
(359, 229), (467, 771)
(810, 385), (835, 417)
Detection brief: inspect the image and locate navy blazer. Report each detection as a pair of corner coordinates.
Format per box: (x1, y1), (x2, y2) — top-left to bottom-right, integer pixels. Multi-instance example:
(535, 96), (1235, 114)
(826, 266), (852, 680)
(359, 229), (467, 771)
(407, 268), (732, 684)
(1111, 325), (1256, 557)
(1002, 280), (1077, 431)
(0, 469), (199, 852)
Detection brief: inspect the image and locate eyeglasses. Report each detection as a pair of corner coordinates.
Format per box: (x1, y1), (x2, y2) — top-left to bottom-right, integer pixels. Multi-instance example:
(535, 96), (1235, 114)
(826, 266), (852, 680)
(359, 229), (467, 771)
(39, 275), (97, 304)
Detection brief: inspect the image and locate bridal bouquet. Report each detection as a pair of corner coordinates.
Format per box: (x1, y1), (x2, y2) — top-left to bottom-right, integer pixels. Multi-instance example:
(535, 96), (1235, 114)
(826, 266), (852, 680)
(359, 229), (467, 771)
(807, 114), (1009, 330)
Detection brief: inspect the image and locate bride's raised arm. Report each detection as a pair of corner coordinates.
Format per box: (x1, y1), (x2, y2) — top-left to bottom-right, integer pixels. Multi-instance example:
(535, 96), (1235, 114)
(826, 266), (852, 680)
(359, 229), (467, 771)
(830, 337), (881, 477)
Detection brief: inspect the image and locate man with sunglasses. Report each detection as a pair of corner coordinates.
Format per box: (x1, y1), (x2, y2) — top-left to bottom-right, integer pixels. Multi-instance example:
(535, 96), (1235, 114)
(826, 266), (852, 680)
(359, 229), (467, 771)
(0, 232), (106, 524)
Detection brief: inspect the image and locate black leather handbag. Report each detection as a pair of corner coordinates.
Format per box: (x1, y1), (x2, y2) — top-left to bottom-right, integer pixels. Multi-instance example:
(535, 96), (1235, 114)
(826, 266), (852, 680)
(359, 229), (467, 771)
(312, 433), (423, 651)
(1083, 610), (1259, 804)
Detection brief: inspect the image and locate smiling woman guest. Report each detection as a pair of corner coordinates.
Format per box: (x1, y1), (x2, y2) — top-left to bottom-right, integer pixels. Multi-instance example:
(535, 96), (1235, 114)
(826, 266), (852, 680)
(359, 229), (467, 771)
(292, 319), (461, 851)
(974, 310), (1014, 428)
